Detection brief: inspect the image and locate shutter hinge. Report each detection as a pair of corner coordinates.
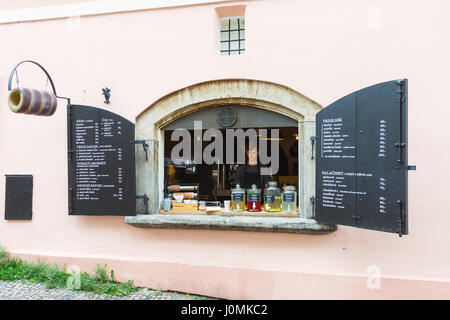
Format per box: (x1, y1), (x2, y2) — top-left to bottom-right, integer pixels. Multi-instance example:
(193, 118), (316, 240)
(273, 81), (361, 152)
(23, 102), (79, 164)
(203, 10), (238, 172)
(135, 140), (149, 161)
(394, 142), (406, 163)
(396, 79), (406, 102)
(395, 79), (407, 163)
(396, 200), (404, 237)
(67, 100), (74, 214)
(67, 101), (75, 157)
(136, 194), (149, 214)
(68, 187), (73, 214)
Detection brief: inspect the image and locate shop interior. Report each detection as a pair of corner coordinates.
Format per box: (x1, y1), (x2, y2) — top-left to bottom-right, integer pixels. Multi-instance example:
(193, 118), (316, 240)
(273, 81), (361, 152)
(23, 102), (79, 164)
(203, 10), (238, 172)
(160, 105), (300, 215)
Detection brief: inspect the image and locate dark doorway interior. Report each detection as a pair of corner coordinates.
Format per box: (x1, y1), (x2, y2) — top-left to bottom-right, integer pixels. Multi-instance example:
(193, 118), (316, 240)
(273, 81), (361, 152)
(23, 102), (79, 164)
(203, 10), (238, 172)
(163, 127), (299, 201)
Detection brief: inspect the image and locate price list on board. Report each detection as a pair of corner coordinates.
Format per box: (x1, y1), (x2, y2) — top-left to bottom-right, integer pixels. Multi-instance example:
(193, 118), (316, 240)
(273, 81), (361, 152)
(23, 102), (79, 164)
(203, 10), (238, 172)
(68, 105), (136, 216)
(315, 80), (408, 235)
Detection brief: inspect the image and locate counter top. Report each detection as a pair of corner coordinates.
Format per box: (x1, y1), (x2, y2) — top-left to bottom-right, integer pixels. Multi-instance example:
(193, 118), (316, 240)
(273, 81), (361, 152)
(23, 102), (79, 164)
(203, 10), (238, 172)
(125, 214), (337, 234)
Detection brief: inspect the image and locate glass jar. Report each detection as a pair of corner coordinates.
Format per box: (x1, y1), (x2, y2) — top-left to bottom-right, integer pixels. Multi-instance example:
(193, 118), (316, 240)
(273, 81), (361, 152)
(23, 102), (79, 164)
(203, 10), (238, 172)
(282, 186), (297, 213)
(231, 184), (246, 212)
(247, 184), (262, 212)
(264, 181), (281, 212)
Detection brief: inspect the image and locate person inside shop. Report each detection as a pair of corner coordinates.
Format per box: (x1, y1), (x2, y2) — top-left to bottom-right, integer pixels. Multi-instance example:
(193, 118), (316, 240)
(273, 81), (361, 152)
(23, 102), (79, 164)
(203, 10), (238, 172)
(233, 144), (272, 189)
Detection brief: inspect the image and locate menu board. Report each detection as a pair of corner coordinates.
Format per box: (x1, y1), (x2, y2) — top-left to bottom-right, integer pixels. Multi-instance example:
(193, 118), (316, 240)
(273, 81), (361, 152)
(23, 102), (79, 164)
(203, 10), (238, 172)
(68, 105), (136, 216)
(315, 80), (408, 235)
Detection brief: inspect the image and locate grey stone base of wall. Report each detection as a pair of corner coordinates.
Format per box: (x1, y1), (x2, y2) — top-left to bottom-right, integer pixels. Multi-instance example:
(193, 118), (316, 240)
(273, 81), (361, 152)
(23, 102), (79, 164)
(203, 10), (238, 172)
(125, 214), (337, 235)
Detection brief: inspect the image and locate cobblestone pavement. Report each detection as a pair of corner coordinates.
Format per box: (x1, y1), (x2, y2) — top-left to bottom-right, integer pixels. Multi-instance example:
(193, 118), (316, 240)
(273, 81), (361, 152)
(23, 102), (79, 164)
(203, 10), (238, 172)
(0, 280), (212, 300)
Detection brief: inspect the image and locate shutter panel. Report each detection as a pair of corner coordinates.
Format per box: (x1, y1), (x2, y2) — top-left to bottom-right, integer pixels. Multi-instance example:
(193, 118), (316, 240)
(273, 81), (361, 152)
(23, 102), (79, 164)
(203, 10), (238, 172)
(68, 105), (136, 216)
(315, 80), (409, 235)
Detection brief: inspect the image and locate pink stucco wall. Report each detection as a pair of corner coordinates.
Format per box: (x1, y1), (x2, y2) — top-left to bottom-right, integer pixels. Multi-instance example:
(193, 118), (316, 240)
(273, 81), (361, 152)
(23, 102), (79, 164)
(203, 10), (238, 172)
(0, 0), (449, 299)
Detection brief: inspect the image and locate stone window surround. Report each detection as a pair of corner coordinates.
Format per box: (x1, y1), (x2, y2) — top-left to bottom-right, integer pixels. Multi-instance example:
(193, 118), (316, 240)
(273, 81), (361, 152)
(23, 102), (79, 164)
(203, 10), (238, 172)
(126, 79), (337, 234)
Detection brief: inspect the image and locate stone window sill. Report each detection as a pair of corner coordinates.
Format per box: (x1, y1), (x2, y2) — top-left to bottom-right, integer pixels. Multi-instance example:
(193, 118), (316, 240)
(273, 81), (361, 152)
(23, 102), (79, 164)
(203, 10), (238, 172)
(125, 214), (337, 234)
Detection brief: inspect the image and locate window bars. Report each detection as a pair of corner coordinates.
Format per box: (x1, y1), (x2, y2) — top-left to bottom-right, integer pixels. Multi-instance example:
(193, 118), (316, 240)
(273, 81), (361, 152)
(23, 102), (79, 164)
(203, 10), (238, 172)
(220, 17), (245, 55)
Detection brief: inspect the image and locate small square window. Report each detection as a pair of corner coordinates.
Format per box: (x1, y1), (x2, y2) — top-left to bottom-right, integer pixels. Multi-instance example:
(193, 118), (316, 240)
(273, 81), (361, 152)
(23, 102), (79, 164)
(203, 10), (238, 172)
(219, 16), (245, 55)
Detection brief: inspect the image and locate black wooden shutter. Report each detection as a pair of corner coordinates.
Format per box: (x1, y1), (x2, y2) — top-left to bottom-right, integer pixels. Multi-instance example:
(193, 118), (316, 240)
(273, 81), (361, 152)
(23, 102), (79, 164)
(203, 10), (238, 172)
(315, 79), (409, 235)
(68, 105), (136, 216)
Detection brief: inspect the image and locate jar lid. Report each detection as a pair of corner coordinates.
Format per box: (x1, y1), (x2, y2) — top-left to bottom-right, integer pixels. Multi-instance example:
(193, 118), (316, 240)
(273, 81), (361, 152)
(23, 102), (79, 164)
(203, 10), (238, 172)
(283, 185), (296, 191)
(268, 181), (278, 187)
(248, 184), (261, 192)
(232, 184), (245, 192)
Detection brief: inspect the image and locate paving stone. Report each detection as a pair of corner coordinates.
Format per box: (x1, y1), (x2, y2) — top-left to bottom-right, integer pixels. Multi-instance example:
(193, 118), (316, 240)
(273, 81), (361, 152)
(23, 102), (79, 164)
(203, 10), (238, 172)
(0, 280), (214, 300)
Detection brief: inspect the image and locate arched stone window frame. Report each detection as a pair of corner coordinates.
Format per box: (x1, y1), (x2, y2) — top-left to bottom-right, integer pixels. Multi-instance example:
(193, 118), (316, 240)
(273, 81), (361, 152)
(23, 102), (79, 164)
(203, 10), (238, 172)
(128, 79), (336, 234)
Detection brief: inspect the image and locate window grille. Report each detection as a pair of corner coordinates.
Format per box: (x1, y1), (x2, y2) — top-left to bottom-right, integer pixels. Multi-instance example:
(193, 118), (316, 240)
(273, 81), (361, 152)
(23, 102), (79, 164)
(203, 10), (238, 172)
(220, 16), (245, 55)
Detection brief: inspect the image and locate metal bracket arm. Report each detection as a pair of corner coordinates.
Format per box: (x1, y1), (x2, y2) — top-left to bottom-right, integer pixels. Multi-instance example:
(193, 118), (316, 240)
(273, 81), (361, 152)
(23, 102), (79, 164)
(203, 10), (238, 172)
(310, 136), (316, 159)
(7, 60), (71, 104)
(135, 140), (149, 161)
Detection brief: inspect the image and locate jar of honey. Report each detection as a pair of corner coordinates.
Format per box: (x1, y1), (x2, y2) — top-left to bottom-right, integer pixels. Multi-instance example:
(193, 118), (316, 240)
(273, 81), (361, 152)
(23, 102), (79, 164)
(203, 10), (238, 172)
(247, 184), (262, 212)
(264, 181), (282, 212)
(282, 185), (297, 213)
(231, 184), (246, 212)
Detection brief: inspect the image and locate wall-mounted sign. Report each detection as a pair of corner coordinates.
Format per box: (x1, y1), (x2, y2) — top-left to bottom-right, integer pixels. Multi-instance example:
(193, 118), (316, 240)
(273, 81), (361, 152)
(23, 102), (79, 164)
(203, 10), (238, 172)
(68, 105), (136, 216)
(4, 174), (33, 220)
(315, 79), (410, 235)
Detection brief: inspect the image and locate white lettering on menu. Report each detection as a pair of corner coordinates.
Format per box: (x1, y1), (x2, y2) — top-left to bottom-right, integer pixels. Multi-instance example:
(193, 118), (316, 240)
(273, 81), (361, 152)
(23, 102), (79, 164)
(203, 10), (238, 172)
(74, 117), (124, 201)
(320, 117), (389, 214)
(321, 117), (355, 159)
(378, 120), (387, 158)
(321, 170), (371, 209)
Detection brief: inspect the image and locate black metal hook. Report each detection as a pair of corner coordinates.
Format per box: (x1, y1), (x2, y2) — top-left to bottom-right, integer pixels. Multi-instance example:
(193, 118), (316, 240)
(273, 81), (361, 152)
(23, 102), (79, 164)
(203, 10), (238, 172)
(7, 60), (71, 103)
(8, 60), (57, 95)
(310, 136), (316, 159)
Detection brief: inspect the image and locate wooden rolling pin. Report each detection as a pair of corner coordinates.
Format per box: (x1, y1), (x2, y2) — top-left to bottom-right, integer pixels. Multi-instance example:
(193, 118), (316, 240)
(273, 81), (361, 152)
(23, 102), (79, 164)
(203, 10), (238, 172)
(173, 192), (197, 200)
(167, 185), (198, 192)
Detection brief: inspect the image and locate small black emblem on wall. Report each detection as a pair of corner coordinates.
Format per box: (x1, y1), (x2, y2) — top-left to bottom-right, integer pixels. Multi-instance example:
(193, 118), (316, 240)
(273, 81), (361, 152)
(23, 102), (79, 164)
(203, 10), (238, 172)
(102, 87), (111, 104)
